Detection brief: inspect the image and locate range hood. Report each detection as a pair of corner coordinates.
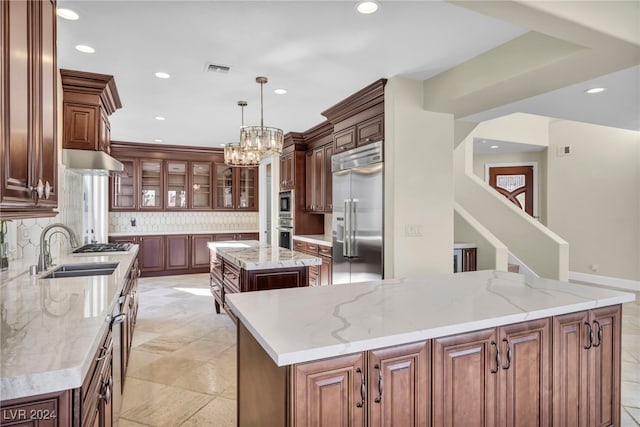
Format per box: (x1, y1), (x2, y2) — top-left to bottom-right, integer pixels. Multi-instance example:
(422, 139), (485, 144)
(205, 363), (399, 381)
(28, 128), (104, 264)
(63, 149), (124, 175)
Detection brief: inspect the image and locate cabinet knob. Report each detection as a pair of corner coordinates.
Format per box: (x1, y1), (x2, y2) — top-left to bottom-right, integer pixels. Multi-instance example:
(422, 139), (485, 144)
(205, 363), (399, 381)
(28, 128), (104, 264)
(31, 179), (44, 199)
(490, 341), (500, 374)
(44, 181), (52, 199)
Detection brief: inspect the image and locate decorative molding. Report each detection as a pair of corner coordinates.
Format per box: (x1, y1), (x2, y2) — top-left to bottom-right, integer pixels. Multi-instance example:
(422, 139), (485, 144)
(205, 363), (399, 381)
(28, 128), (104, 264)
(60, 69), (122, 115)
(321, 79), (386, 124)
(569, 271), (640, 292)
(282, 132), (306, 152)
(110, 140), (224, 161)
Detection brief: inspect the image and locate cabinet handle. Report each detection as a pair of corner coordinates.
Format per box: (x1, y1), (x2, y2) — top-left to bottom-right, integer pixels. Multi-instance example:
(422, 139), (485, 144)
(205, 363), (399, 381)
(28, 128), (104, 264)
(100, 377), (112, 404)
(44, 181), (51, 199)
(374, 364), (383, 403)
(592, 320), (602, 348)
(490, 340), (500, 374)
(356, 367), (365, 408)
(502, 338), (512, 370)
(95, 343), (112, 361)
(111, 313), (127, 325)
(583, 321), (593, 349)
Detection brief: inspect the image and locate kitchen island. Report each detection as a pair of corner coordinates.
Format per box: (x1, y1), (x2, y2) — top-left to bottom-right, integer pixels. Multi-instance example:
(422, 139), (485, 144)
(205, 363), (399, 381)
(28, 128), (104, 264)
(0, 246), (140, 426)
(226, 270), (635, 426)
(208, 240), (321, 320)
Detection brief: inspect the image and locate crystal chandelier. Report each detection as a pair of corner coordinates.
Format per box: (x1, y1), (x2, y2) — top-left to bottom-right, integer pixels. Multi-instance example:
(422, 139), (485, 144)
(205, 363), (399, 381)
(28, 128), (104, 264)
(239, 76), (284, 156)
(224, 101), (262, 167)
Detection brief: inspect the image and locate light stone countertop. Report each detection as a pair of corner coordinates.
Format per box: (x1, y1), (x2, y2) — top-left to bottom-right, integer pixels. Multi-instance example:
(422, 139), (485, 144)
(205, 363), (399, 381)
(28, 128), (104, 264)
(208, 240), (321, 270)
(226, 270), (635, 367)
(293, 235), (332, 246)
(0, 246), (139, 400)
(109, 229), (259, 237)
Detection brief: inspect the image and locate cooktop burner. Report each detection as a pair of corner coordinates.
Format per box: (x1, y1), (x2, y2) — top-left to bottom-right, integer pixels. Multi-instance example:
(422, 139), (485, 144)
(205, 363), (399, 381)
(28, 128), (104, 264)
(73, 243), (132, 254)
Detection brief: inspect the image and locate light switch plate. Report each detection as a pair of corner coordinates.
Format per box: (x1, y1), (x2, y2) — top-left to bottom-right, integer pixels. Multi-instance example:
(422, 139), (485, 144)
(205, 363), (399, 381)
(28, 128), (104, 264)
(405, 224), (423, 237)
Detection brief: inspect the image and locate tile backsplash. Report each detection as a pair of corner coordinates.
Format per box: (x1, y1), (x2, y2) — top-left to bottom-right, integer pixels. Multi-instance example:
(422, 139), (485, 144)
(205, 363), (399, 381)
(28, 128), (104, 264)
(109, 211), (259, 234)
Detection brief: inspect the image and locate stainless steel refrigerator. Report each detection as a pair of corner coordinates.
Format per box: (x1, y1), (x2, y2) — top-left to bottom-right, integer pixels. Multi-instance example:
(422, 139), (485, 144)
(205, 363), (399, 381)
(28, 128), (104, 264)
(332, 141), (383, 285)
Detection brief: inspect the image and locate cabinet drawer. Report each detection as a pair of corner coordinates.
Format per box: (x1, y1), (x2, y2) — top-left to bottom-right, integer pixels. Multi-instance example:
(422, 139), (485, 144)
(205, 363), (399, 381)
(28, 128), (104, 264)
(223, 262), (241, 293)
(305, 243), (318, 252)
(318, 244), (331, 257)
(334, 126), (356, 152)
(293, 240), (306, 252)
(357, 114), (384, 146)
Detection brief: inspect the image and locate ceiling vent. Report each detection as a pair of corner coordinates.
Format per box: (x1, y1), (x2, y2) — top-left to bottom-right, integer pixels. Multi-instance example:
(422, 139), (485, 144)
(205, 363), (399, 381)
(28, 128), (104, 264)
(205, 63), (231, 73)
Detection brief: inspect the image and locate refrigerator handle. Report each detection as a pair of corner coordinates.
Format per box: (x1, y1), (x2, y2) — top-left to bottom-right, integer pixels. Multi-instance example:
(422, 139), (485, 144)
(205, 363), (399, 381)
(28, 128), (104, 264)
(343, 199), (350, 258)
(351, 199), (357, 258)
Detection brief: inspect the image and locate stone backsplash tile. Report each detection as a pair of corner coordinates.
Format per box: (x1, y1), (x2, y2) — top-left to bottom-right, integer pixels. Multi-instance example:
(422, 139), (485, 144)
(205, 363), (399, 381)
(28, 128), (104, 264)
(109, 211), (259, 234)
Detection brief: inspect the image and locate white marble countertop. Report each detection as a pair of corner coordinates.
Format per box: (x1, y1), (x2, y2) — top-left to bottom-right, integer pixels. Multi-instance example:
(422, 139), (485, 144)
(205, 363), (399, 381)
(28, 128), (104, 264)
(109, 229), (258, 237)
(208, 240), (321, 270)
(0, 246), (139, 400)
(293, 235), (332, 246)
(227, 270), (635, 367)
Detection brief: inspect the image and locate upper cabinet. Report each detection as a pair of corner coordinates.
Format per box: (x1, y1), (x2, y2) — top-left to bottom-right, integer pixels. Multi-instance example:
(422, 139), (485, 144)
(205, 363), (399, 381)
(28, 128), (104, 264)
(60, 69), (122, 154)
(280, 132), (305, 191)
(304, 121), (333, 214)
(322, 79), (386, 154)
(111, 159), (137, 210)
(0, 0), (58, 219)
(214, 164), (258, 211)
(140, 160), (163, 210)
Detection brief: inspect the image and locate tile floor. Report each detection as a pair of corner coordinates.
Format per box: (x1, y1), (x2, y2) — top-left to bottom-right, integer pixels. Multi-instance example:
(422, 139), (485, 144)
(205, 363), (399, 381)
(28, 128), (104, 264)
(118, 273), (640, 426)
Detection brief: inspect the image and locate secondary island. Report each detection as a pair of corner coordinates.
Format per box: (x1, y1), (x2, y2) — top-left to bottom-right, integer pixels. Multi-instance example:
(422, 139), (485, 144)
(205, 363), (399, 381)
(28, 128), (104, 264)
(208, 240), (321, 321)
(226, 270), (635, 427)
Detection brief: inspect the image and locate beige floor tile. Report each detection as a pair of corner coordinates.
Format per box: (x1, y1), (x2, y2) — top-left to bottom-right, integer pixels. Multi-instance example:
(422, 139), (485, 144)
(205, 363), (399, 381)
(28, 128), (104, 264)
(130, 356), (208, 386)
(121, 377), (213, 426)
(136, 334), (201, 355)
(623, 361), (640, 383)
(171, 338), (235, 362)
(117, 418), (149, 427)
(624, 406), (640, 425)
(622, 380), (640, 408)
(180, 396), (237, 427)
(125, 349), (164, 376)
(131, 330), (162, 348)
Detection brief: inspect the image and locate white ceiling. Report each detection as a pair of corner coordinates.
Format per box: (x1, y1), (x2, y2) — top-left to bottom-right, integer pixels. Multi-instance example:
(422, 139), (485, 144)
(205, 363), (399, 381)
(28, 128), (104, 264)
(56, 1), (639, 149)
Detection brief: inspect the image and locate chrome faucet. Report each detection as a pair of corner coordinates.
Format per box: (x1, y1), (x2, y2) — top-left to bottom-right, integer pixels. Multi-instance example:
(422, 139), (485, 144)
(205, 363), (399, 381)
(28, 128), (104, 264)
(37, 223), (80, 272)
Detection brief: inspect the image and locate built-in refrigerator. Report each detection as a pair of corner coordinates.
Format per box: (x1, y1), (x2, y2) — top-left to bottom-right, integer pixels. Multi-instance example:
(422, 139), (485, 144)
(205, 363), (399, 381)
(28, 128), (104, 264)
(332, 141), (383, 284)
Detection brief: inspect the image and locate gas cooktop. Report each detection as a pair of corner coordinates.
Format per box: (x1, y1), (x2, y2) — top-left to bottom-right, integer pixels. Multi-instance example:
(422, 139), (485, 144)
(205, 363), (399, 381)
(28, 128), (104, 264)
(73, 243), (132, 254)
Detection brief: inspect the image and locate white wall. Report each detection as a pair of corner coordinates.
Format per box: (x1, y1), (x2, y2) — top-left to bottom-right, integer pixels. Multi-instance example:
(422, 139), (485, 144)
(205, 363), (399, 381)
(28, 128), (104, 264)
(384, 77), (453, 279)
(547, 120), (640, 281)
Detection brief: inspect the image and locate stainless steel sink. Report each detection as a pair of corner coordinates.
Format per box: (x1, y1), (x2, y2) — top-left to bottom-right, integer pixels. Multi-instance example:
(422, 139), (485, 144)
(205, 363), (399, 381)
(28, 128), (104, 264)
(42, 262), (119, 279)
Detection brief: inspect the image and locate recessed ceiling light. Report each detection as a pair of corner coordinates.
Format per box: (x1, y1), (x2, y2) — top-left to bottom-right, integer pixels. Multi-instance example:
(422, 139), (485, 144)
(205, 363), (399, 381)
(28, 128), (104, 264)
(154, 139), (163, 143)
(585, 87), (606, 94)
(274, 89), (287, 95)
(57, 8), (79, 20)
(481, 140), (487, 144)
(220, 143), (227, 147)
(154, 116), (166, 121)
(75, 44), (95, 54)
(356, 1), (380, 14)
(155, 72), (170, 79)
(490, 145), (499, 149)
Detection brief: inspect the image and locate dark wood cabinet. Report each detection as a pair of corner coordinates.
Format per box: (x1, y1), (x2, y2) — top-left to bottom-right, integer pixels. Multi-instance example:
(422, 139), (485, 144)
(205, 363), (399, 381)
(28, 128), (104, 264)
(138, 235), (165, 274)
(191, 162), (212, 209)
(110, 159), (137, 210)
(368, 341), (430, 427)
(166, 235), (189, 270)
(214, 165), (258, 211)
(333, 113), (383, 153)
(305, 147), (327, 213)
(433, 318), (550, 426)
(192, 234), (214, 270)
(552, 305), (621, 427)
(165, 161), (188, 210)
(280, 152), (296, 190)
(0, 0), (58, 219)
(324, 144), (333, 211)
(80, 325), (113, 427)
(139, 160), (163, 210)
(293, 239), (332, 286)
(292, 352), (366, 427)
(60, 69), (121, 154)
(0, 390), (71, 426)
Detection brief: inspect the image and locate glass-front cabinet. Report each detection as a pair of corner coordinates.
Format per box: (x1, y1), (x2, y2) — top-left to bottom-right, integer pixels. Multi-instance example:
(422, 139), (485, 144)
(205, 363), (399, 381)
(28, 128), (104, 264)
(140, 160), (163, 210)
(111, 159), (136, 210)
(192, 162), (212, 209)
(166, 161), (187, 209)
(214, 165), (258, 210)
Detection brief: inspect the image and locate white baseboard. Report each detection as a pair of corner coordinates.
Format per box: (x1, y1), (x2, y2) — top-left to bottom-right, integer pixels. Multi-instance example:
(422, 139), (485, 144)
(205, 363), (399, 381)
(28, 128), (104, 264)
(569, 271), (640, 292)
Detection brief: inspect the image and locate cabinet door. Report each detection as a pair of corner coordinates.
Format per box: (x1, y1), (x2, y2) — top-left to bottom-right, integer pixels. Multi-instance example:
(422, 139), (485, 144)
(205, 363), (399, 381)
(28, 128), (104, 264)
(305, 151), (315, 211)
(213, 233), (237, 241)
(166, 161), (188, 209)
(191, 234), (214, 269)
(139, 235), (165, 273)
(356, 114), (384, 146)
(324, 144), (333, 212)
(281, 152), (295, 190)
(280, 155), (288, 189)
(235, 232), (259, 241)
(99, 109), (110, 153)
(166, 235), (189, 270)
(433, 328), (498, 427)
(191, 162), (212, 209)
(139, 160), (163, 210)
(292, 352), (366, 427)
(320, 255), (332, 286)
(552, 310), (589, 427)
(368, 341), (430, 427)
(110, 159), (136, 210)
(498, 318), (550, 427)
(313, 148), (325, 211)
(334, 126), (356, 153)
(589, 305), (621, 427)
(214, 164), (234, 210)
(236, 167), (257, 210)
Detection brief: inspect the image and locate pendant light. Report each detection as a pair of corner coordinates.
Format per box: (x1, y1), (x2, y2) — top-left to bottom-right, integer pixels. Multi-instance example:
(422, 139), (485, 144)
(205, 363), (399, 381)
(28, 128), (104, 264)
(239, 76), (284, 156)
(224, 101), (262, 167)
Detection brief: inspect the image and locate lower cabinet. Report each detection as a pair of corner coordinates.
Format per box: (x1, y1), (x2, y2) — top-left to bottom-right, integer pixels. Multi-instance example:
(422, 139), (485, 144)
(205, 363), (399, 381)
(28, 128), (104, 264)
(0, 390), (72, 426)
(110, 232), (258, 277)
(293, 239), (332, 286)
(552, 305), (621, 427)
(432, 318), (550, 426)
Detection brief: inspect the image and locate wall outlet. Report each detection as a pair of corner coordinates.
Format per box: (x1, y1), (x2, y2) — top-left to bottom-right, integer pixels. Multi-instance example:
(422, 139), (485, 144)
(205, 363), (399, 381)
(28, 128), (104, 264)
(405, 224), (423, 237)
(556, 145), (572, 156)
